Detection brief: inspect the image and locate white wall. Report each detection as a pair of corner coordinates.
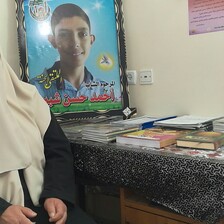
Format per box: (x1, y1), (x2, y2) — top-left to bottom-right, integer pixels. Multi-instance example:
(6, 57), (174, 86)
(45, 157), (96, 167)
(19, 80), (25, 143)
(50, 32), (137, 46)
(123, 0), (224, 117)
(2, 0), (224, 117)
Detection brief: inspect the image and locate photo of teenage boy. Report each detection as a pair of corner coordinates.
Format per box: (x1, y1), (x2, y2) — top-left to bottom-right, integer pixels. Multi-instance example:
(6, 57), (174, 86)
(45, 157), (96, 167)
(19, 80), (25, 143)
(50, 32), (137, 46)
(30, 3), (111, 101)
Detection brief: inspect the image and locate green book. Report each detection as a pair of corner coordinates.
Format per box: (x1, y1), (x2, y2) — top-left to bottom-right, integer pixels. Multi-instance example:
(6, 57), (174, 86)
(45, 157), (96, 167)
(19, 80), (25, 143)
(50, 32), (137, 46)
(176, 131), (224, 150)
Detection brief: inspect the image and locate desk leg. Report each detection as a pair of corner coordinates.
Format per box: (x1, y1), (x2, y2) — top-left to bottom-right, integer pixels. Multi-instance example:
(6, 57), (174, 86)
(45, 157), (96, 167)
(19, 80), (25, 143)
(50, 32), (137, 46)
(77, 184), (86, 211)
(120, 188), (137, 224)
(120, 188), (126, 224)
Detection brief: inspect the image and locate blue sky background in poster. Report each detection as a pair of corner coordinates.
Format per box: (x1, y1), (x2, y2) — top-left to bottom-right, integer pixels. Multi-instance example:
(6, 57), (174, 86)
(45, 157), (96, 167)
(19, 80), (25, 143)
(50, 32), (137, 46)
(23, 0), (121, 95)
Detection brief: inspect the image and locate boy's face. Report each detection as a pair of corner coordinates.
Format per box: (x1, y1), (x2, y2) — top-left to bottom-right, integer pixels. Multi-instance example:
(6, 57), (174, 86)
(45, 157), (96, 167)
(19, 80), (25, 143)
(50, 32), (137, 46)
(49, 16), (95, 67)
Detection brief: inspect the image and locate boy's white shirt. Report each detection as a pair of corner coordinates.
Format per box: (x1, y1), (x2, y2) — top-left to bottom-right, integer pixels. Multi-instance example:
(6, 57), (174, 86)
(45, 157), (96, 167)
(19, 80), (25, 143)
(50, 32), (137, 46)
(0, 50), (51, 206)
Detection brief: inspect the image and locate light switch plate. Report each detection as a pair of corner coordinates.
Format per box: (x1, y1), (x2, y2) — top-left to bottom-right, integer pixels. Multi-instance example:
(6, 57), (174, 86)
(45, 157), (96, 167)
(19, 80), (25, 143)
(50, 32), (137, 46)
(140, 69), (153, 85)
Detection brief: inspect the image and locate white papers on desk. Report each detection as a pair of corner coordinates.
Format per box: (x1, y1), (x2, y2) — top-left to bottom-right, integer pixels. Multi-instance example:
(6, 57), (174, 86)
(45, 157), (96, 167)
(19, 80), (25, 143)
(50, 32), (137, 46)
(111, 115), (158, 125)
(154, 115), (224, 129)
(213, 118), (224, 132)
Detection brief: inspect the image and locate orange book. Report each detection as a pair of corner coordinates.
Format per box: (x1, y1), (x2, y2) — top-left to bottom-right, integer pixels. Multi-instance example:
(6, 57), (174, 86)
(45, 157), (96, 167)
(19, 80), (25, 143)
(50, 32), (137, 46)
(116, 128), (189, 148)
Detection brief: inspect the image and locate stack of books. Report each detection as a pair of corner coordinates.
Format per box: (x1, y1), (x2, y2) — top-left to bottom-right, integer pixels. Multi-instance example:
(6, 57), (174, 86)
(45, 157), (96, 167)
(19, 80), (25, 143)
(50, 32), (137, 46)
(154, 115), (223, 131)
(82, 123), (139, 143)
(116, 127), (189, 148)
(176, 131), (224, 150)
(60, 115), (123, 140)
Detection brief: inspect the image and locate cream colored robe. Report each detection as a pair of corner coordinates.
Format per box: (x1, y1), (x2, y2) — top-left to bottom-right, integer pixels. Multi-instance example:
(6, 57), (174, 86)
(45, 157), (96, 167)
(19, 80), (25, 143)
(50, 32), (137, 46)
(0, 50), (50, 206)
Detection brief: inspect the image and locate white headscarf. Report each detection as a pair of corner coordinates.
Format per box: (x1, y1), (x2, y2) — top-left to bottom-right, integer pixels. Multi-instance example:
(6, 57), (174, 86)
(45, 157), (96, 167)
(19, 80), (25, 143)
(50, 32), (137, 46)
(0, 49), (51, 206)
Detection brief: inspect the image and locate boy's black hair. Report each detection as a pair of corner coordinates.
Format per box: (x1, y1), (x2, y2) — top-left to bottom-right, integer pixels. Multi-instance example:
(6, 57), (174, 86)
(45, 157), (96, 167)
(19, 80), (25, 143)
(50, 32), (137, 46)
(51, 3), (91, 35)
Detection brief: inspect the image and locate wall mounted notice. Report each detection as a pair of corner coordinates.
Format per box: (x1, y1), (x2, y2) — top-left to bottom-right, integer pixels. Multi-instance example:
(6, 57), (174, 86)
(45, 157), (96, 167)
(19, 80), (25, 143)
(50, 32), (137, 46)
(189, 0), (224, 35)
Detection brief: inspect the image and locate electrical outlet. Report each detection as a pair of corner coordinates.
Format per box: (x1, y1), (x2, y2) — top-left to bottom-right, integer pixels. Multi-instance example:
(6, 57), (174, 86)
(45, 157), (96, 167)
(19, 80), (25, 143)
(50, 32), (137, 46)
(139, 69), (153, 85)
(126, 70), (137, 85)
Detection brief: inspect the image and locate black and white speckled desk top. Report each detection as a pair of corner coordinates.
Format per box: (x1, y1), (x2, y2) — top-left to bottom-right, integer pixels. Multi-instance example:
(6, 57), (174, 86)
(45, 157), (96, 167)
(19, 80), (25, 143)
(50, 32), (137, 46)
(71, 139), (224, 224)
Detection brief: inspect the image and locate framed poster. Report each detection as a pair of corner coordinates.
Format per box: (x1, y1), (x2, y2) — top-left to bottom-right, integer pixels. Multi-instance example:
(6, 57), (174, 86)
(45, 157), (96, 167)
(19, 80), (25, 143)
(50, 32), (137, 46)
(15, 0), (130, 119)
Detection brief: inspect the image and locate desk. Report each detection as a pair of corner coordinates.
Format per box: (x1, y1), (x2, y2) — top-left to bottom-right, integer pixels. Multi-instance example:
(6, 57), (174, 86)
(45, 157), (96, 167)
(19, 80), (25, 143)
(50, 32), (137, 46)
(71, 139), (224, 224)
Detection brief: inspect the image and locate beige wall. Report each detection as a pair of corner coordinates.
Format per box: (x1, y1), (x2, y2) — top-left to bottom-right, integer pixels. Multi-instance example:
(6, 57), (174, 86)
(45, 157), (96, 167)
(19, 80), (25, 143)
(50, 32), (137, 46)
(0, 0), (20, 73)
(123, 0), (224, 117)
(2, 0), (224, 117)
